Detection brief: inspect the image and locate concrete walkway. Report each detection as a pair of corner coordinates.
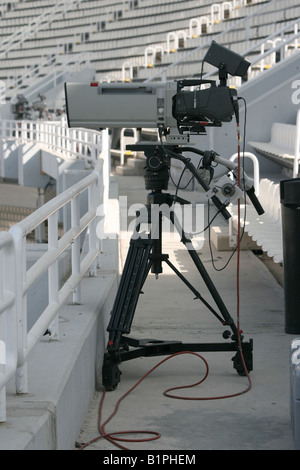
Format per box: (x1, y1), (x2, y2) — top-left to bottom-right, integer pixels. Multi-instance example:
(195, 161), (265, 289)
(77, 173), (296, 451)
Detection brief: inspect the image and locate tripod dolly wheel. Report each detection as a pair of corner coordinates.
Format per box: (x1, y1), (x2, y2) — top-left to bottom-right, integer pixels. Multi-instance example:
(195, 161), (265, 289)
(102, 355), (122, 391)
(232, 346), (253, 377)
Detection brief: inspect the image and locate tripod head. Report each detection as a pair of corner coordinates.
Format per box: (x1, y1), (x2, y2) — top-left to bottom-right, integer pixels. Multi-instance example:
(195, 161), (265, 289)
(127, 141), (231, 220)
(129, 142), (170, 192)
(127, 141), (264, 219)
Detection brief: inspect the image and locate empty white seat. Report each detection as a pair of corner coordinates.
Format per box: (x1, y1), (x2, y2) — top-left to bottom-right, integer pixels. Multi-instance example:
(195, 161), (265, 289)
(229, 178), (283, 263)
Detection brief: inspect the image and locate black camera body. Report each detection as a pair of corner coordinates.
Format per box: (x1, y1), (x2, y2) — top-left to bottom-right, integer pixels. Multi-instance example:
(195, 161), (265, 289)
(173, 80), (237, 127)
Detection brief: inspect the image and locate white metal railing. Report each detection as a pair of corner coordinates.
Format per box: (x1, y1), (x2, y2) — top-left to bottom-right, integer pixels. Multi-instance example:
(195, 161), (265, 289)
(0, 124), (111, 422)
(0, 118), (105, 167)
(0, 232), (17, 422)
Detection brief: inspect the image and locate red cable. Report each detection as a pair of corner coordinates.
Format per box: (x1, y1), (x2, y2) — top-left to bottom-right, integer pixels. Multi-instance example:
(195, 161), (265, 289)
(79, 348), (250, 450)
(79, 351), (207, 450)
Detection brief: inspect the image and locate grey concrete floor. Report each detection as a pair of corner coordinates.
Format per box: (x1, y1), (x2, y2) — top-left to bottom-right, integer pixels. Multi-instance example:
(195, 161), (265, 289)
(77, 173), (296, 451)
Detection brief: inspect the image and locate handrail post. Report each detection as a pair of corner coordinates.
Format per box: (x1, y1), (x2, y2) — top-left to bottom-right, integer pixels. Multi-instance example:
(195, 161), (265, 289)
(88, 182), (98, 277)
(48, 211), (59, 339)
(71, 195), (81, 303)
(90, 131), (96, 161)
(101, 130), (110, 213)
(10, 225), (29, 395)
(0, 232), (18, 422)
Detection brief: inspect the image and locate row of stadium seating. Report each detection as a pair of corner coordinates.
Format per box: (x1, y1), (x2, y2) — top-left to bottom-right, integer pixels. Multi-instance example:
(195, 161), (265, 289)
(2, 0), (299, 90)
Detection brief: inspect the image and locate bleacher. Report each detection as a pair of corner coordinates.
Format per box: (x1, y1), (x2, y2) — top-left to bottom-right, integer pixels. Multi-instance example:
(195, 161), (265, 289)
(1, 0), (299, 89)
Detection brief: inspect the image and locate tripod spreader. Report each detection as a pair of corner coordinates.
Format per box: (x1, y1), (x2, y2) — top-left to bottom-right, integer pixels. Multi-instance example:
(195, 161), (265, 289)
(102, 192), (253, 391)
(101, 141), (257, 391)
(103, 337), (253, 391)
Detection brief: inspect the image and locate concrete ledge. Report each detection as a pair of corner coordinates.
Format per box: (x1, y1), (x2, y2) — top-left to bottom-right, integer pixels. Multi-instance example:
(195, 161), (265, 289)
(0, 184), (120, 450)
(116, 157), (145, 176)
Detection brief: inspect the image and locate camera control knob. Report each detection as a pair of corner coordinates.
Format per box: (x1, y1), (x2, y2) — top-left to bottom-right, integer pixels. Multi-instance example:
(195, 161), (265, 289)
(222, 183), (235, 197)
(222, 330), (231, 339)
(148, 155), (162, 170)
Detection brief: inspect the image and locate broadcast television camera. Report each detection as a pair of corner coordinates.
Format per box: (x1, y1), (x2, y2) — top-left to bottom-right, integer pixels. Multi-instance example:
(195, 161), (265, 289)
(65, 41), (250, 143)
(65, 42), (263, 389)
(65, 41), (264, 217)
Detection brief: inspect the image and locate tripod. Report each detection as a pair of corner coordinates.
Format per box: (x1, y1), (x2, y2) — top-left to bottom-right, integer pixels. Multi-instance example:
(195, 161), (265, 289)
(102, 143), (253, 391)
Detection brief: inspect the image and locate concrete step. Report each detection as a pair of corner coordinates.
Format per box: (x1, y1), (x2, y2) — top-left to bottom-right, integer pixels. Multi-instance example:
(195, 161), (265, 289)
(116, 157), (146, 176)
(127, 156), (145, 169)
(0, 204), (35, 231)
(210, 225), (258, 251)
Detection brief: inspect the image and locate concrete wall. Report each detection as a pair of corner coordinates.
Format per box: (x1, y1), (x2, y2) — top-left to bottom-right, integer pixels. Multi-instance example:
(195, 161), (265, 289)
(0, 140), (19, 180)
(26, 245), (72, 331)
(0, 271), (118, 450)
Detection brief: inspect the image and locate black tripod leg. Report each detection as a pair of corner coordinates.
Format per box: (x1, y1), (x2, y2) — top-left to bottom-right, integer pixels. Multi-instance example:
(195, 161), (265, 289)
(107, 236), (153, 350)
(186, 244), (238, 336)
(171, 213), (252, 375)
(103, 235), (154, 390)
(170, 211), (238, 338)
(164, 258), (227, 325)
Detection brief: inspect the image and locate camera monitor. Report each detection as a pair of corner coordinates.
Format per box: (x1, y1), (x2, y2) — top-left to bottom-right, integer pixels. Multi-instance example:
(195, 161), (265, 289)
(204, 40), (250, 77)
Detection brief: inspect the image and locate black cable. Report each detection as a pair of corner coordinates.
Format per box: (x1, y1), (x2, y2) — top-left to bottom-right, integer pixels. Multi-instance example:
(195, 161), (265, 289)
(200, 59), (204, 80)
(158, 127), (232, 236)
(171, 156), (204, 191)
(192, 203), (226, 236)
(208, 201), (245, 271)
(158, 126), (194, 200)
